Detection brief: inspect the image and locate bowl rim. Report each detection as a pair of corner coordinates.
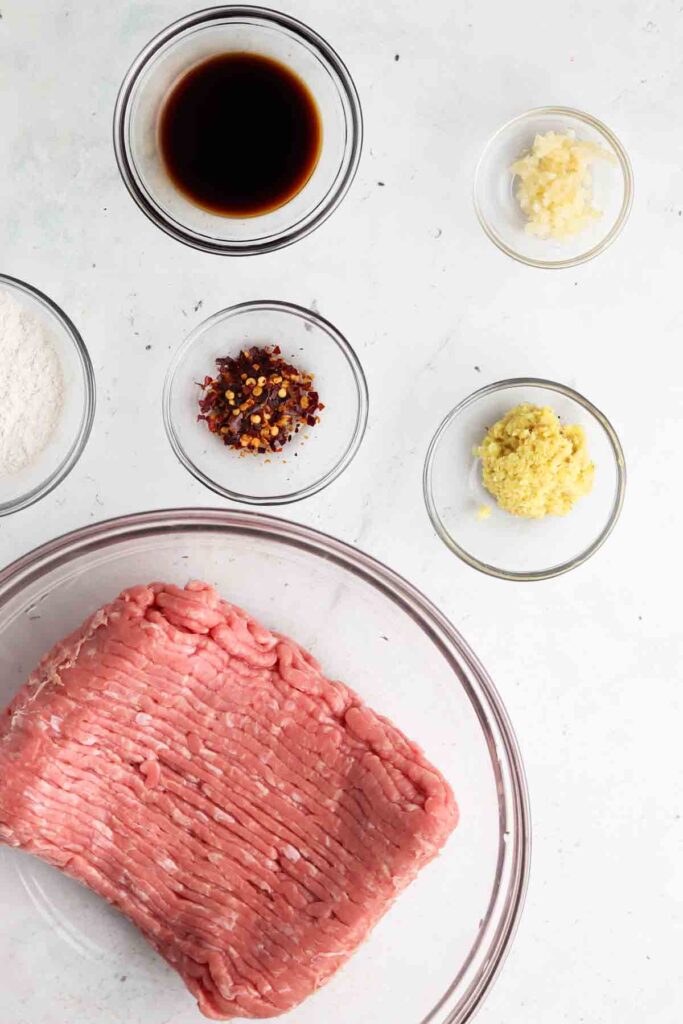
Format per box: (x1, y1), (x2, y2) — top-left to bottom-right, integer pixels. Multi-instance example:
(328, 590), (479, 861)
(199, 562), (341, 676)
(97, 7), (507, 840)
(162, 299), (369, 505)
(473, 105), (634, 269)
(0, 274), (96, 518)
(112, 4), (363, 256)
(0, 505), (531, 1024)
(423, 377), (627, 581)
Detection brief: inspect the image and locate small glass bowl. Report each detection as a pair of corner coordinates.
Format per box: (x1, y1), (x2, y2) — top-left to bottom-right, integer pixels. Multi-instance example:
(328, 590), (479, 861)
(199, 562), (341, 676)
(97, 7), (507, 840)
(0, 275), (95, 518)
(474, 106), (633, 269)
(113, 6), (363, 255)
(163, 300), (368, 505)
(424, 379), (626, 581)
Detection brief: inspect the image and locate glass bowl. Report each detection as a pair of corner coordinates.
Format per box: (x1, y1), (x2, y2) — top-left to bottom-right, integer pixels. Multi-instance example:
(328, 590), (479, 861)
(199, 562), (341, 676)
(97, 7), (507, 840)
(113, 6), (363, 255)
(0, 275), (95, 518)
(473, 106), (633, 269)
(163, 299), (368, 505)
(424, 379), (626, 581)
(0, 508), (529, 1024)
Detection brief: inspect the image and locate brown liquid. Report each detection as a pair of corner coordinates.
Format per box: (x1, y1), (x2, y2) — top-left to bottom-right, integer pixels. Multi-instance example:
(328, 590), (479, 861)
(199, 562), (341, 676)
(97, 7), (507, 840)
(158, 52), (322, 218)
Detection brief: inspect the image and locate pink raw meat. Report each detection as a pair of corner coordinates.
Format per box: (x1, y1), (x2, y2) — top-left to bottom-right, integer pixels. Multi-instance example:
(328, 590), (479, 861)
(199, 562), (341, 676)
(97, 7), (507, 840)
(0, 581), (458, 1019)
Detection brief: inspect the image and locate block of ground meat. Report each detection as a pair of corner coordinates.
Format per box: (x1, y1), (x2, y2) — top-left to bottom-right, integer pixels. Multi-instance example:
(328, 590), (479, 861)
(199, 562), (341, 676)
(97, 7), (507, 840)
(0, 581), (458, 1020)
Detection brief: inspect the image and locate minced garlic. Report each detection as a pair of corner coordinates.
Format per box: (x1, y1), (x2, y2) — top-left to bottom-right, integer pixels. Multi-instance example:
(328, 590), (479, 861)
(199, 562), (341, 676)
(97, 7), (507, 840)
(510, 130), (615, 240)
(476, 403), (594, 519)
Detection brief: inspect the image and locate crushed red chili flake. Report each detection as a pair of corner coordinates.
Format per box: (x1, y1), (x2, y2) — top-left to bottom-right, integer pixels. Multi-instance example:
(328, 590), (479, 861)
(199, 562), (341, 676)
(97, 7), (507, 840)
(197, 346), (324, 454)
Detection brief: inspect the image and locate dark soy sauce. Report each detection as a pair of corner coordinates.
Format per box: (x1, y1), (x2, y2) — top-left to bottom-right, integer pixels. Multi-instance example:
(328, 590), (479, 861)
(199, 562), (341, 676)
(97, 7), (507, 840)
(159, 52), (322, 217)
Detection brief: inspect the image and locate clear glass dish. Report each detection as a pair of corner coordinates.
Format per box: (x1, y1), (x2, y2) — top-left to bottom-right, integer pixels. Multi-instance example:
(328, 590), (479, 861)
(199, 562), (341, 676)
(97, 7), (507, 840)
(113, 6), (363, 255)
(424, 379), (626, 581)
(0, 275), (95, 517)
(163, 300), (368, 505)
(0, 508), (529, 1024)
(473, 106), (633, 269)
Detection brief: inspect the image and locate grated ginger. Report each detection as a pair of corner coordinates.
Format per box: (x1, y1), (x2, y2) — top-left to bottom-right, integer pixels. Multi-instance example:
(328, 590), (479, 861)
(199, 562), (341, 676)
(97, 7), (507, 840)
(510, 130), (615, 240)
(476, 403), (595, 519)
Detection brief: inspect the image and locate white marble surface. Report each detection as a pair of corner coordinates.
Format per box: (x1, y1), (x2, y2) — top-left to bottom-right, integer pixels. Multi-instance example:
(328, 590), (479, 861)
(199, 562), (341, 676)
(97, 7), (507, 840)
(0, 0), (682, 1020)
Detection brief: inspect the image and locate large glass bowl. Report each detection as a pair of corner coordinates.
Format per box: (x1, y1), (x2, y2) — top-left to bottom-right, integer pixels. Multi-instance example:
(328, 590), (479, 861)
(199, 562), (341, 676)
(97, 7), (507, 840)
(0, 509), (529, 1024)
(0, 274), (95, 517)
(113, 6), (363, 255)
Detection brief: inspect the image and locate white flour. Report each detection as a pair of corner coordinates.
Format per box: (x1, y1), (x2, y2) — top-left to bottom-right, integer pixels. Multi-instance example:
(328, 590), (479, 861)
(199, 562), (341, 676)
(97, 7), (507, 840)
(0, 289), (65, 475)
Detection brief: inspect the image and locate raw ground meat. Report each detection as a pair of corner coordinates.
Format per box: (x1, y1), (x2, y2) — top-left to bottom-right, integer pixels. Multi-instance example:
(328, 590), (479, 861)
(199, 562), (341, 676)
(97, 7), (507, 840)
(0, 581), (458, 1020)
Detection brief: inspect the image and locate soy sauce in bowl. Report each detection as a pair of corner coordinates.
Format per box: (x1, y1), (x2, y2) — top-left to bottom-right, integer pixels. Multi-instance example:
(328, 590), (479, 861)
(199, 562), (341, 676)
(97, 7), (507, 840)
(159, 52), (322, 218)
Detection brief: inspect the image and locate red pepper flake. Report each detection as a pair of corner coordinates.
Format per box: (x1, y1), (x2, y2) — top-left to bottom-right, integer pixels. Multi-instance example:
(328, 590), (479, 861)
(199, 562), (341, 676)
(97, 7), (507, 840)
(197, 346), (323, 455)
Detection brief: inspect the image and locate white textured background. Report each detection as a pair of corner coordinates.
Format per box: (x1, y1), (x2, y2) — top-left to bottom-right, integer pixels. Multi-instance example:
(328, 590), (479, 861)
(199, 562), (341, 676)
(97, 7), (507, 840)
(1, 1), (682, 1021)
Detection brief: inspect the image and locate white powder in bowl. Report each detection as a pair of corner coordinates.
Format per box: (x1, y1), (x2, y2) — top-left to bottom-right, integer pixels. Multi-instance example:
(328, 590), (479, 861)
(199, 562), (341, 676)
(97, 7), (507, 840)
(0, 289), (65, 475)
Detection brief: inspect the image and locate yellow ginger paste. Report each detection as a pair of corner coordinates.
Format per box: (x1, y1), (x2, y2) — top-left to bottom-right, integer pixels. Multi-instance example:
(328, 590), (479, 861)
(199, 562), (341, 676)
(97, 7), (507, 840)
(476, 403), (594, 519)
(510, 130), (615, 240)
